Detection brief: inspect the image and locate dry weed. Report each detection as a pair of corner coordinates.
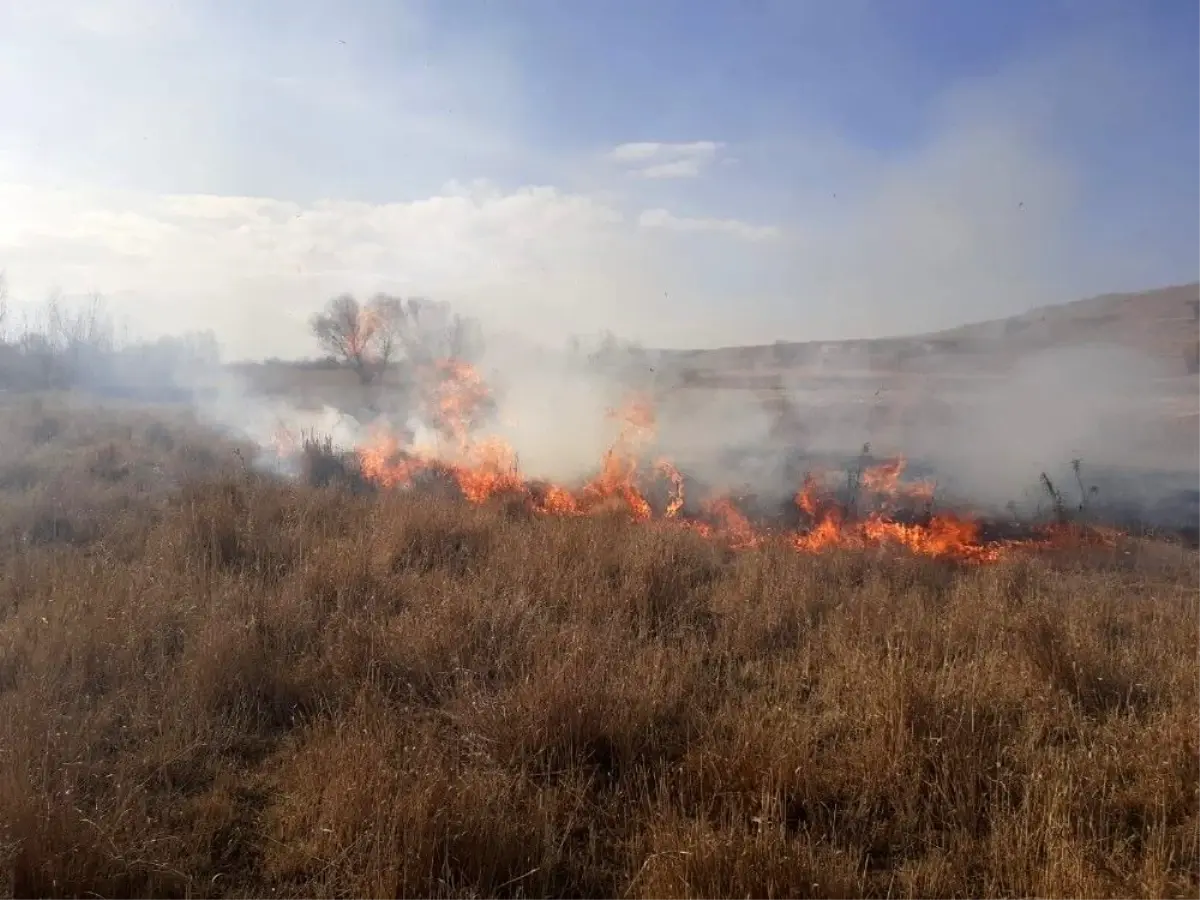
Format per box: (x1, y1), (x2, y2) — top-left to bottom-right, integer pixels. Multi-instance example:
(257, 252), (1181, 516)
(0, 399), (1195, 898)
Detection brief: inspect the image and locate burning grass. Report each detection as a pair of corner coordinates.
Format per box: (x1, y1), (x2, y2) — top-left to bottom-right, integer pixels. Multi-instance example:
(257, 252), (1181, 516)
(275, 361), (1144, 566)
(0, 388), (1196, 898)
(0, 467), (1196, 897)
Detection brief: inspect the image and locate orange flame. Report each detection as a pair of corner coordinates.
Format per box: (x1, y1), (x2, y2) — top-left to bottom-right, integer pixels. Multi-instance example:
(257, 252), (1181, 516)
(423, 358), (492, 452)
(320, 360), (1121, 564)
(270, 422), (300, 460)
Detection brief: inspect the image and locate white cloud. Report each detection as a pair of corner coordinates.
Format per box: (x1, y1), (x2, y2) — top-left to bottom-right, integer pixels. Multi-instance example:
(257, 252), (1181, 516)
(0, 1), (1192, 366)
(2, 61), (1190, 363)
(607, 141), (724, 179)
(638, 208), (782, 242)
(607, 143), (668, 163)
(0, 181), (702, 359)
(638, 159), (709, 180)
(0, 79), (1188, 364)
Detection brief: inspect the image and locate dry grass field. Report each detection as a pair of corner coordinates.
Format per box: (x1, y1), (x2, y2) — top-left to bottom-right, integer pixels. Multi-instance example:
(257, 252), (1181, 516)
(0, 392), (1195, 899)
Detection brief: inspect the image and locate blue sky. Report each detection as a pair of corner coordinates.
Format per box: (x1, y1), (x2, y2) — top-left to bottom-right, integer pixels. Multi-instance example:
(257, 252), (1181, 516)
(0, 0), (1196, 358)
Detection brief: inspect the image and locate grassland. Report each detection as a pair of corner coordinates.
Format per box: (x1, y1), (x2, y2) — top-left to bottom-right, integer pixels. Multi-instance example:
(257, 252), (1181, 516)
(0, 392), (1195, 899)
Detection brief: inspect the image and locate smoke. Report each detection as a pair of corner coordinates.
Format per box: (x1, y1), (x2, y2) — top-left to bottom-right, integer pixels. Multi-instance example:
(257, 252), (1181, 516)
(462, 315), (1197, 532)
(0, 2), (1194, 538)
(909, 346), (1165, 498)
(436, 309), (1197, 534)
(240, 312), (1200, 534)
(30, 286), (1134, 528)
(8, 281), (1193, 537)
(483, 367), (617, 484)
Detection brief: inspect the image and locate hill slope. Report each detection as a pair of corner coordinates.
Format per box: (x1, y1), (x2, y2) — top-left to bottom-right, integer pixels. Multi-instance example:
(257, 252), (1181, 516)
(658, 283), (1200, 380)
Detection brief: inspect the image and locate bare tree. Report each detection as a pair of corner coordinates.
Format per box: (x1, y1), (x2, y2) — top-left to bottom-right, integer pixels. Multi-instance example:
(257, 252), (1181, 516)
(311, 293), (484, 385)
(393, 296), (483, 366)
(5, 291), (117, 389)
(310, 294), (399, 385)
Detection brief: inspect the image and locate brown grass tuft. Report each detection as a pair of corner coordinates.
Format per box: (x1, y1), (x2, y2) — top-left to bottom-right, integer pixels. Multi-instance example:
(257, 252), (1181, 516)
(0, 397), (1195, 898)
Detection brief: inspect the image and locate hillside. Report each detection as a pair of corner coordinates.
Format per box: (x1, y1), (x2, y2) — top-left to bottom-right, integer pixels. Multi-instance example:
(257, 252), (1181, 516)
(643, 285), (1199, 478)
(657, 283), (1200, 382)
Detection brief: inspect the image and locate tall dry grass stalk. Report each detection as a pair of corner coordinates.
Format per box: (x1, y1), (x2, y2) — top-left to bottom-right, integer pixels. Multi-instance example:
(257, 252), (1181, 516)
(0, 397), (1195, 898)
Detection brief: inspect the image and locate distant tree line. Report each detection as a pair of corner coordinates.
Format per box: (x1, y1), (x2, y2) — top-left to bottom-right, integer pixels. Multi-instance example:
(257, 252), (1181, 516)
(0, 272), (219, 396)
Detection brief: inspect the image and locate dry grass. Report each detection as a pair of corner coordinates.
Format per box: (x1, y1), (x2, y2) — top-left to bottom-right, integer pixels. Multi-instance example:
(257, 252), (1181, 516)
(0, 398), (1196, 899)
(0, 393), (251, 552)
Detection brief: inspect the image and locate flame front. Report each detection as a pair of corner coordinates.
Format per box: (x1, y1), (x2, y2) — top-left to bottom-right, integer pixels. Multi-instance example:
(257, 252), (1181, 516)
(426, 359), (492, 452)
(329, 360), (1118, 564)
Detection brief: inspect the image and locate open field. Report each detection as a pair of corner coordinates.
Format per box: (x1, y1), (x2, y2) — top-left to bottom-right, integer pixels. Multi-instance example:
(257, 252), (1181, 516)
(0, 285), (1195, 897)
(0, 391), (1196, 899)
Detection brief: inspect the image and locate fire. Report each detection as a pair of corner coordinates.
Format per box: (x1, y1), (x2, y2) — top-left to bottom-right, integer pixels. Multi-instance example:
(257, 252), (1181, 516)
(655, 459), (686, 519)
(318, 359), (1120, 564)
(270, 421), (300, 459)
(860, 457), (936, 505)
(576, 395), (657, 520)
(701, 496), (760, 550)
(356, 429), (420, 489)
(451, 437), (524, 503)
(424, 358), (492, 452)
